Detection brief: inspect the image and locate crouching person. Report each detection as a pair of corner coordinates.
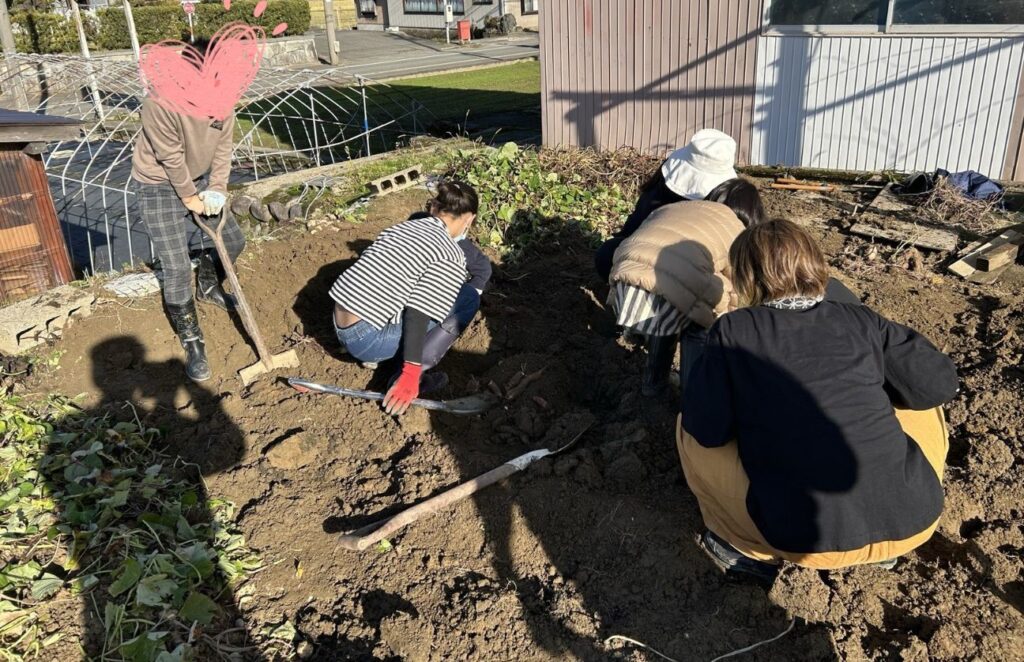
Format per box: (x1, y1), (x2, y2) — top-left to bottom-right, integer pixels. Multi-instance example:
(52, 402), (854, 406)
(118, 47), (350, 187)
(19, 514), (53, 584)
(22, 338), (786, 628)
(330, 181), (482, 415)
(679, 219), (958, 584)
(609, 178), (764, 396)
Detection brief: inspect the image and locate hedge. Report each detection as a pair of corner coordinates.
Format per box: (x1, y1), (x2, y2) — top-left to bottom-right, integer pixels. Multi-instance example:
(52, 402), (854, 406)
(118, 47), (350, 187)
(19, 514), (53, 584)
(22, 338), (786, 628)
(97, 0), (310, 50)
(11, 11), (98, 54)
(9, 0), (310, 54)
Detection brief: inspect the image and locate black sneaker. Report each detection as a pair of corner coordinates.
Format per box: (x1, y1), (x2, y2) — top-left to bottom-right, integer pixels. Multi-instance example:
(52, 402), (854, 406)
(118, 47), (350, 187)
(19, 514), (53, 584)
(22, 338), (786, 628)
(699, 529), (780, 587)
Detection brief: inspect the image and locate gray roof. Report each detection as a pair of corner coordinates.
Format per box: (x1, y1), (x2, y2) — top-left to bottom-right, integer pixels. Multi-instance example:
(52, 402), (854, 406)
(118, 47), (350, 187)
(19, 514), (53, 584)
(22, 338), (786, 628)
(0, 108), (82, 143)
(0, 108), (81, 127)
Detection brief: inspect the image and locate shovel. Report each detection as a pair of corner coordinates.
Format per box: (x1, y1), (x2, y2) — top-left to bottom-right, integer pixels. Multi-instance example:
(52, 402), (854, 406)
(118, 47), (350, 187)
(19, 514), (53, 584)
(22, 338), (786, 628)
(335, 411), (595, 551)
(193, 211), (299, 384)
(287, 377), (495, 415)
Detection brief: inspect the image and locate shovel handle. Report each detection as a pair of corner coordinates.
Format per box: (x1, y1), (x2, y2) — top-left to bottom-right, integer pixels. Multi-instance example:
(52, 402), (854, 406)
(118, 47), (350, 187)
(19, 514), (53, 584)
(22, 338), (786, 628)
(193, 211), (275, 367)
(338, 449), (550, 551)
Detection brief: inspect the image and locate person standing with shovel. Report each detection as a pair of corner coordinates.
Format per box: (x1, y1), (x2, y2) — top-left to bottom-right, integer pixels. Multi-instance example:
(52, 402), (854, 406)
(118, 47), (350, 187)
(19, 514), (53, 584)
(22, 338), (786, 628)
(330, 181), (481, 416)
(130, 37), (242, 382)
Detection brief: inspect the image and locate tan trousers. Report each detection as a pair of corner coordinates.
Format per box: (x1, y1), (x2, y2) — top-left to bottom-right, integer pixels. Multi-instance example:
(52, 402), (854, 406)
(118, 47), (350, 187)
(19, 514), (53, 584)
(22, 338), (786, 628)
(677, 407), (949, 569)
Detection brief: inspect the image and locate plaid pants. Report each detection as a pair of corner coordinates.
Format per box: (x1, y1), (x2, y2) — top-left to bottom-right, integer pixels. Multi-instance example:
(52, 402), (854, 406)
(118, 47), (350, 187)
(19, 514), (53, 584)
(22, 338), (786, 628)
(134, 177), (246, 306)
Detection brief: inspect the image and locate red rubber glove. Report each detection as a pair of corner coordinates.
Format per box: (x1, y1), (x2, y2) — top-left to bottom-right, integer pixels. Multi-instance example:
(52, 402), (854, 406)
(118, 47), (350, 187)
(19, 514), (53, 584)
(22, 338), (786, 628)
(383, 362), (422, 416)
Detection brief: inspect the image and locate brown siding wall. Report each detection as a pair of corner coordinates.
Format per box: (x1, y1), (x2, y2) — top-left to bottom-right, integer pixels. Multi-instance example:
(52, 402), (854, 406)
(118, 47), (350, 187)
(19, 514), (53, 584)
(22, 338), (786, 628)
(541, 0), (762, 163)
(0, 146), (73, 304)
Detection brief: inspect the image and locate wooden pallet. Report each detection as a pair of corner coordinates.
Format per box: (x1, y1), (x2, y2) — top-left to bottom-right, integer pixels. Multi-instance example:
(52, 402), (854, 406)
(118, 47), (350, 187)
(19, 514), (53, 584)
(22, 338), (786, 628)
(848, 219), (959, 252)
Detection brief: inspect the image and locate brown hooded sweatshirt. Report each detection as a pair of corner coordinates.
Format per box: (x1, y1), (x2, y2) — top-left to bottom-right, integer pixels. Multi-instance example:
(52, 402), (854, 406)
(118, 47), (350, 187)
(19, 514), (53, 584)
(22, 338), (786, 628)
(130, 96), (235, 200)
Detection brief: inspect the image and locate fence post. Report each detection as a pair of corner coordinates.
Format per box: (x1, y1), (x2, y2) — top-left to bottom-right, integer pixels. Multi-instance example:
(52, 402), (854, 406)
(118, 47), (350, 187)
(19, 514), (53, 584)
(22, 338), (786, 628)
(69, 0), (105, 123)
(322, 0), (339, 65)
(359, 76), (371, 157)
(122, 0), (141, 61)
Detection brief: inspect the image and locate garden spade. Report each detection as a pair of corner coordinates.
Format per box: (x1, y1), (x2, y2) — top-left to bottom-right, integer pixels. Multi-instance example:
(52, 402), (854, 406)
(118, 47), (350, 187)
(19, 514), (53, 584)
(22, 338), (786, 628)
(333, 411), (595, 551)
(192, 211), (299, 384)
(287, 377), (495, 415)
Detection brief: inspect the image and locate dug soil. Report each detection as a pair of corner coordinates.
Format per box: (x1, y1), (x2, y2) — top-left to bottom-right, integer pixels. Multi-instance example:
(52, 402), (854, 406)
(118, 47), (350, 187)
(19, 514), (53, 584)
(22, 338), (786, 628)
(36, 185), (1024, 660)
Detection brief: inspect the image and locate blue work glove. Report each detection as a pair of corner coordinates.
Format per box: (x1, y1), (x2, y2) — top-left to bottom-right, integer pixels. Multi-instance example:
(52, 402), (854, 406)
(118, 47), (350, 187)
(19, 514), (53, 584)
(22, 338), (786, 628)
(198, 190), (227, 216)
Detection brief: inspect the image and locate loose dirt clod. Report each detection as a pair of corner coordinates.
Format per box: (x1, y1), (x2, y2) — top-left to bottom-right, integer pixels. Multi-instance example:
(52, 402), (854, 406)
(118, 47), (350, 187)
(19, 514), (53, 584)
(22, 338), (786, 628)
(264, 431), (317, 470)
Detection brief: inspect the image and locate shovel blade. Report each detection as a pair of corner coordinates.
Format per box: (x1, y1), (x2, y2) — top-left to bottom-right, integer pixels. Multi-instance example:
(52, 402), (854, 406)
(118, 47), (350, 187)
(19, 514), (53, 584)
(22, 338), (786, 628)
(287, 378), (495, 415)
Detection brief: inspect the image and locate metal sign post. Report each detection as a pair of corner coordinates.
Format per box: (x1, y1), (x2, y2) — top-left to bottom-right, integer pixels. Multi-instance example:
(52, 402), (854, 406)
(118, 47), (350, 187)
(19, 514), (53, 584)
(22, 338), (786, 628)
(181, 0), (197, 42)
(444, 3), (453, 44)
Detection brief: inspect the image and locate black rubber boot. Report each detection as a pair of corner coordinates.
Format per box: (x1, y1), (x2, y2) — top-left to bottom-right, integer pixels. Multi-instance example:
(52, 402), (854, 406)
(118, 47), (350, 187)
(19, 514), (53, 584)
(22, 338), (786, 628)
(196, 251), (236, 311)
(641, 334), (677, 397)
(167, 300), (212, 382)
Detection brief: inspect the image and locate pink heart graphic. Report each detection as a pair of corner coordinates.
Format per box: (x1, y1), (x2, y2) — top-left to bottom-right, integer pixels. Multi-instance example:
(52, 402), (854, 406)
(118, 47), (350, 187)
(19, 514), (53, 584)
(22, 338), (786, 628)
(139, 22), (265, 122)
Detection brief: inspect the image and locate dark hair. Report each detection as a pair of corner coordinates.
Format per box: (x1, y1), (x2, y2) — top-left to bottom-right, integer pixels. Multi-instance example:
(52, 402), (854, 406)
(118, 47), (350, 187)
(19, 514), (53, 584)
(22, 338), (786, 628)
(431, 180), (478, 216)
(188, 35), (212, 62)
(640, 168), (666, 193)
(704, 178), (765, 228)
(729, 218), (830, 306)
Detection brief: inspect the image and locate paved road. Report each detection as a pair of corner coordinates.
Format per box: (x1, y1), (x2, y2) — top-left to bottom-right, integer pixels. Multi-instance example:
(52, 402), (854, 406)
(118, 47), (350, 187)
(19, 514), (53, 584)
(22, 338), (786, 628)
(308, 29), (539, 80)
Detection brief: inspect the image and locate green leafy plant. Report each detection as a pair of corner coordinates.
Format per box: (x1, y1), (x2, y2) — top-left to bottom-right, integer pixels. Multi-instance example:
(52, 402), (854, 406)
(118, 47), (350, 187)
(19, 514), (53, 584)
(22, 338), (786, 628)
(442, 143), (651, 256)
(0, 397), (260, 660)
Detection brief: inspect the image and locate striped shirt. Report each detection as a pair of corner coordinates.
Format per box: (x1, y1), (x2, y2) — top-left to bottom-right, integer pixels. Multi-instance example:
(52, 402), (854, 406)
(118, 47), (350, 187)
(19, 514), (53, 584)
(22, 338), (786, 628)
(608, 281), (685, 337)
(330, 216), (467, 329)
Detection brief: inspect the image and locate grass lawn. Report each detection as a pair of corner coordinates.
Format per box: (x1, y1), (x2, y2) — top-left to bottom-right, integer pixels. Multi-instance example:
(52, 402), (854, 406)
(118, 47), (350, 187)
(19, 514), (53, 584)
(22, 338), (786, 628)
(377, 60), (541, 121)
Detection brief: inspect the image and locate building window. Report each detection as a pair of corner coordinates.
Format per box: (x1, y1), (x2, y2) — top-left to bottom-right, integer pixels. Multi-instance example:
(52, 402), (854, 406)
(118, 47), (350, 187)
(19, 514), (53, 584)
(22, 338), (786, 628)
(475, 0), (494, 4)
(765, 0), (1024, 33)
(357, 0), (376, 16)
(892, 0), (1024, 25)
(768, 0), (885, 27)
(521, 0), (538, 15)
(403, 0), (465, 14)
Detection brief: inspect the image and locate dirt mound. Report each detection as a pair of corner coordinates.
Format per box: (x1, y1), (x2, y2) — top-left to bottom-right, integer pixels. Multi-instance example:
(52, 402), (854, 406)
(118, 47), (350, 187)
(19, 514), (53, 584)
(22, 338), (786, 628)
(34, 185), (1024, 660)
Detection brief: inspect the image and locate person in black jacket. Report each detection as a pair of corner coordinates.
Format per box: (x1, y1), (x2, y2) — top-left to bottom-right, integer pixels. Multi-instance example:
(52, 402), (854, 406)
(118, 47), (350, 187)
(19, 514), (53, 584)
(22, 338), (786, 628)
(678, 219), (958, 585)
(594, 129), (739, 283)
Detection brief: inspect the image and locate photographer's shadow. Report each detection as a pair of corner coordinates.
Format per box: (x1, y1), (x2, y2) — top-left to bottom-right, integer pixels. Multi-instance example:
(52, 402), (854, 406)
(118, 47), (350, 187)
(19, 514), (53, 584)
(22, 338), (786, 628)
(45, 336), (257, 659)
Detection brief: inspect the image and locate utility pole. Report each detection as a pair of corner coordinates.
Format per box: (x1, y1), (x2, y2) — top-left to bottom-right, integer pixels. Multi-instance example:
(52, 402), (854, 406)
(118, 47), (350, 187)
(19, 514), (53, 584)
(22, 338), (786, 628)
(122, 0), (140, 61)
(0, 0), (29, 110)
(69, 0), (105, 122)
(0, 0), (16, 55)
(322, 0), (338, 65)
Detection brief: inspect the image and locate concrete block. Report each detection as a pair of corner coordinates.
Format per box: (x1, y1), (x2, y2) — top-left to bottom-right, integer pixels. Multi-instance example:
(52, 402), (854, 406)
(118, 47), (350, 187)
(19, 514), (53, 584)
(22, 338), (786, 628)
(367, 164), (423, 196)
(0, 285), (96, 355)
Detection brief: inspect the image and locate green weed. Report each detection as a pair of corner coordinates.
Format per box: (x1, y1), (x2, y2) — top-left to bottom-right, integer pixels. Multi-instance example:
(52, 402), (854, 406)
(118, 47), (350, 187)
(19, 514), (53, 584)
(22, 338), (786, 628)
(0, 397), (260, 660)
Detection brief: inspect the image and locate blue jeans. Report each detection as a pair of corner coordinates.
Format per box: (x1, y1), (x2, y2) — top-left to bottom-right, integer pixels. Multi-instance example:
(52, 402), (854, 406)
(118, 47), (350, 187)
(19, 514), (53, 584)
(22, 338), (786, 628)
(335, 284), (480, 364)
(679, 323), (709, 395)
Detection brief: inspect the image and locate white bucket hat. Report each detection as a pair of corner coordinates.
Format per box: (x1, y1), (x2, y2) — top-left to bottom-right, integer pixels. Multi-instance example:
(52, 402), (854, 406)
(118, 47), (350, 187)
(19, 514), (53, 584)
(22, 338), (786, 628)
(661, 129), (738, 200)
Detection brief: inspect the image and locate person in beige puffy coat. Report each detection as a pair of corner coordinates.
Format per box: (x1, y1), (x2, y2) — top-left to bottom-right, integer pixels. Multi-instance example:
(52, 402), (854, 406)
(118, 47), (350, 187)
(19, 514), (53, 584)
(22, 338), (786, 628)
(609, 179), (765, 396)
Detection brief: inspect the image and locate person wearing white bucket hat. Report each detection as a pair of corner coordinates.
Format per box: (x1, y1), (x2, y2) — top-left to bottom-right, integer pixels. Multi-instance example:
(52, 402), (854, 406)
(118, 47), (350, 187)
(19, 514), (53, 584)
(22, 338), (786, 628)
(660, 129), (740, 200)
(594, 129), (738, 282)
